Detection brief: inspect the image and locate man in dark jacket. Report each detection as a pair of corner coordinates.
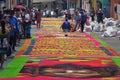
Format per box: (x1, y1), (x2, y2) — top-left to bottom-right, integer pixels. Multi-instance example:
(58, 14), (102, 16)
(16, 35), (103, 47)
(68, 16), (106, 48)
(80, 11), (87, 32)
(97, 9), (104, 23)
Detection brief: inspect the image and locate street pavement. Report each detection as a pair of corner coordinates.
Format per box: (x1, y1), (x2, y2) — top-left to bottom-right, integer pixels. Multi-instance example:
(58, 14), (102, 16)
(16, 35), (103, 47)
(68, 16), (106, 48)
(91, 31), (120, 53)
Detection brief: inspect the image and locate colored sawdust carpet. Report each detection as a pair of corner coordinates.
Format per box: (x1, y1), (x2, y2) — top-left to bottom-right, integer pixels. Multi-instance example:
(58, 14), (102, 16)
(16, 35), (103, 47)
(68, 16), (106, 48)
(0, 18), (120, 80)
(90, 34), (108, 47)
(41, 21), (63, 27)
(91, 34), (120, 56)
(16, 39), (32, 56)
(1, 57), (120, 80)
(27, 33), (117, 57)
(42, 18), (64, 21)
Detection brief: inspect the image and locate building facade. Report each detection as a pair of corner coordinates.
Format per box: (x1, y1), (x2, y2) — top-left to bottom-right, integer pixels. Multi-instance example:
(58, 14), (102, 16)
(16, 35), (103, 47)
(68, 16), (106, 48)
(66, 0), (83, 10)
(110, 0), (120, 19)
(32, 0), (56, 10)
(32, 0), (80, 11)
(5, 0), (17, 9)
(97, 0), (110, 18)
(3, 0), (32, 9)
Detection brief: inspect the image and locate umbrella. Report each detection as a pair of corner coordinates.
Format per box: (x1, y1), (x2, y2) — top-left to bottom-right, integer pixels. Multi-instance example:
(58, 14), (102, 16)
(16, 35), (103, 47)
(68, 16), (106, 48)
(14, 5), (26, 9)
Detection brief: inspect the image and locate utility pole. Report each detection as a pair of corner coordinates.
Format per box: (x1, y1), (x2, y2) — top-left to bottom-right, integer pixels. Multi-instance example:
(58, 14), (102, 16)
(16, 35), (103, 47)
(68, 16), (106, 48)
(67, 0), (69, 9)
(80, 0), (82, 9)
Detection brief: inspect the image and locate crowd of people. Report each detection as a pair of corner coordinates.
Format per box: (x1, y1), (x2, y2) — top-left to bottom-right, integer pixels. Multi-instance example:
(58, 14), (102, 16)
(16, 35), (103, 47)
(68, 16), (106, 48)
(60, 8), (106, 33)
(60, 7), (120, 38)
(0, 8), (42, 69)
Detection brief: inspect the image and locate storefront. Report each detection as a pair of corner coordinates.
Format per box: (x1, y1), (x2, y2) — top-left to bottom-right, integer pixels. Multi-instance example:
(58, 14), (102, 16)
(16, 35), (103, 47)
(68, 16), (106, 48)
(33, 0), (55, 10)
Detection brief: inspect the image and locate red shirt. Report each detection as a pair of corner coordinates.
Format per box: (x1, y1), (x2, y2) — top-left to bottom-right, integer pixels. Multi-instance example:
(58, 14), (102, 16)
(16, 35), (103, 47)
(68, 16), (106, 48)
(37, 12), (42, 21)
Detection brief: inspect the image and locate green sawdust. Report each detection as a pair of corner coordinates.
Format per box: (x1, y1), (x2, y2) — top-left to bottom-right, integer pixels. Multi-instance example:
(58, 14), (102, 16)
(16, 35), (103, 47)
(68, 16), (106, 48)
(112, 57), (120, 67)
(0, 56), (28, 78)
(31, 34), (35, 39)
(91, 34), (108, 46)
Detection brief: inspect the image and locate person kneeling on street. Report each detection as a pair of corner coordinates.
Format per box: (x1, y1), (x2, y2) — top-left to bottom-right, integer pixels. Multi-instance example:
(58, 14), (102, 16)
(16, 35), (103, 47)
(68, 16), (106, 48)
(61, 19), (71, 32)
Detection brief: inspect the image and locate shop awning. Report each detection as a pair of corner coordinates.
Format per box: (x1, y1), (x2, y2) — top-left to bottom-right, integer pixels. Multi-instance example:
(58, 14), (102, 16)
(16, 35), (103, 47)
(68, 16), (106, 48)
(33, 0), (55, 3)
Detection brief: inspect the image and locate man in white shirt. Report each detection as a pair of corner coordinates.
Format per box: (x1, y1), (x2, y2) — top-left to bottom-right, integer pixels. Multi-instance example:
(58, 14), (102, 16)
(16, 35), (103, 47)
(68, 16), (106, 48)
(25, 11), (30, 23)
(24, 10), (31, 38)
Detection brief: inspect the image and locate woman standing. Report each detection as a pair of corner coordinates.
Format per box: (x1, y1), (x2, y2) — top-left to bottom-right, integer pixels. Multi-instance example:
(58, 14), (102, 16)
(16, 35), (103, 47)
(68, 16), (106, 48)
(36, 9), (42, 29)
(25, 10), (31, 38)
(0, 20), (10, 68)
(4, 16), (12, 56)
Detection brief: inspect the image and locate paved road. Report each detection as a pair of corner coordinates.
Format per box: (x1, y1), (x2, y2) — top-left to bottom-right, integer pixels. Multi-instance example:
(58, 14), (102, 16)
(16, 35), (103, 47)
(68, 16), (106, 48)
(92, 32), (120, 53)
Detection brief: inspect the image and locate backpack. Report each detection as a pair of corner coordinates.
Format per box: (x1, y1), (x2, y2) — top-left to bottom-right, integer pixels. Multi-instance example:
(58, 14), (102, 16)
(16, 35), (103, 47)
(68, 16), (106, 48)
(0, 34), (8, 54)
